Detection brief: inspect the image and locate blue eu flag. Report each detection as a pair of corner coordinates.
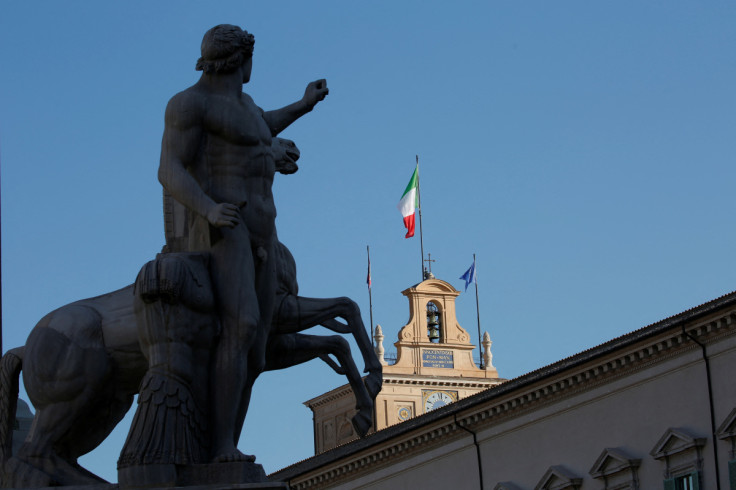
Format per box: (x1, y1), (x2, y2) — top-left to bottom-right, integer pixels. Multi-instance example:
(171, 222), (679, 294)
(460, 261), (476, 292)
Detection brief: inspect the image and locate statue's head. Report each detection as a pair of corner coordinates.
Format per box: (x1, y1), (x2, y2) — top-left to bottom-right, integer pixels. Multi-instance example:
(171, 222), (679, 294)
(195, 24), (255, 74)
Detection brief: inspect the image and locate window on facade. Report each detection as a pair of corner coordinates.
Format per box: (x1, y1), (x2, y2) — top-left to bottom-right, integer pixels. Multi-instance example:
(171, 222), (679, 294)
(664, 471), (701, 490)
(426, 301), (441, 343)
(716, 407), (736, 490)
(676, 474), (694, 490)
(651, 428), (705, 490)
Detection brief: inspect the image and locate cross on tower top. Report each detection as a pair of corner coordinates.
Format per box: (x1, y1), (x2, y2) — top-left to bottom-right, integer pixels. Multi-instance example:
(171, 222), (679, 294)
(423, 254), (436, 280)
(423, 254), (436, 273)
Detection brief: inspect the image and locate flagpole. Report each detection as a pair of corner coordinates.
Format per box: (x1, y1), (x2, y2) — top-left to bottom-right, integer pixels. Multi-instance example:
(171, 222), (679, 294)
(473, 254), (483, 369)
(367, 245), (374, 344)
(416, 155), (425, 282)
(367, 245), (377, 433)
(0, 160), (3, 357)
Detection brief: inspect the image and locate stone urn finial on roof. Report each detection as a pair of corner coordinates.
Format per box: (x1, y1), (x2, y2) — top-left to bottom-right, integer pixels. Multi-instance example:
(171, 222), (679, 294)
(374, 325), (387, 366)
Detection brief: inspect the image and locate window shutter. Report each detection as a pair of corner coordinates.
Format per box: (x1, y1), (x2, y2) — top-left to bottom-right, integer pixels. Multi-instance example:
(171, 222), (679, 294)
(663, 478), (675, 490)
(729, 460), (736, 490)
(691, 470), (701, 490)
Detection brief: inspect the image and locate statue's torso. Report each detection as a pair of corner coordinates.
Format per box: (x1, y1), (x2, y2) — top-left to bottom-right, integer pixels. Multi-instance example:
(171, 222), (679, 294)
(190, 90), (277, 242)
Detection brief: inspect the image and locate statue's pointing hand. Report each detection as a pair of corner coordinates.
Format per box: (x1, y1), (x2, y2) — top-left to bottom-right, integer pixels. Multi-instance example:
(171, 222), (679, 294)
(207, 202), (241, 228)
(303, 79), (329, 111)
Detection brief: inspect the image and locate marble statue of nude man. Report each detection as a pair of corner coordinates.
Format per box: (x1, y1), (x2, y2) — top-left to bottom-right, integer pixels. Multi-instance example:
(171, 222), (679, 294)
(158, 24), (328, 463)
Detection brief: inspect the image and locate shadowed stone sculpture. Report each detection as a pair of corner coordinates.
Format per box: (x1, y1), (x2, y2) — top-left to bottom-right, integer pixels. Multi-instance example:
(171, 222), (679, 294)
(0, 137), (381, 486)
(115, 242), (381, 487)
(157, 23), (329, 464)
(0, 24), (381, 488)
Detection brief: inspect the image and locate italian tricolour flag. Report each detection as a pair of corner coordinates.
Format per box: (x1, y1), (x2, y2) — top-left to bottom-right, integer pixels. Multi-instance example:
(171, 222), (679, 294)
(397, 166), (419, 238)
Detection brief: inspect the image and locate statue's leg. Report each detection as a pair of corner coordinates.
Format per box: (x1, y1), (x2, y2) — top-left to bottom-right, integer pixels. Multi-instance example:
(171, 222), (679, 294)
(16, 401), (110, 485)
(208, 225), (262, 463)
(18, 310), (113, 484)
(231, 366), (259, 454)
(232, 246), (276, 452)
(65, 390), (134, 461)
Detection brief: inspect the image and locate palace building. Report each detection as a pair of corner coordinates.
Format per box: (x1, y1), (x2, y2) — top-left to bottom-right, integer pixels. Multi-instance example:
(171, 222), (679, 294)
(273, 286), (736, 489)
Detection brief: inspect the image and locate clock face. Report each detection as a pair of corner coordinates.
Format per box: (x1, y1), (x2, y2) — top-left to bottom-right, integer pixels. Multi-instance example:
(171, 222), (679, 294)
(423, 390), (457, 412)
(397, 406), (412, 421)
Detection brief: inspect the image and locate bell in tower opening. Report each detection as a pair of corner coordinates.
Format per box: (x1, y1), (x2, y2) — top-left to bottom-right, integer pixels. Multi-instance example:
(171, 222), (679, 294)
(427, 301), (441, 343)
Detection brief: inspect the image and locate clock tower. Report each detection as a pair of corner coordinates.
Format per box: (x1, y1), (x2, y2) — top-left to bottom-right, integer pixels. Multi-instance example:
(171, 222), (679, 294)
(304, 276), (504, 453)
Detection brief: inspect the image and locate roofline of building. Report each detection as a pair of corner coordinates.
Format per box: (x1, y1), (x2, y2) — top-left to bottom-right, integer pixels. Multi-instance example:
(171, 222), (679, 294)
(303, 373), (505, 409)
(271, 290), (736, 482)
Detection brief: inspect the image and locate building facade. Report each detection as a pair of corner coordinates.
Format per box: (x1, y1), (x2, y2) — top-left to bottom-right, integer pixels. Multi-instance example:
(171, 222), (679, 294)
(274, 291), (736, 489)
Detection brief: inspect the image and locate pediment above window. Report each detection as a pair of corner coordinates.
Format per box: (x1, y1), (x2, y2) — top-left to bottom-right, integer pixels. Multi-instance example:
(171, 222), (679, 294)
(534, 465), (583, 490)
(494, 482), (524, 490)
(589, 447), (641, 478)
(717, 407), (736, 458)
(650, 428), (706, 460)
(717, 407), (736, 441)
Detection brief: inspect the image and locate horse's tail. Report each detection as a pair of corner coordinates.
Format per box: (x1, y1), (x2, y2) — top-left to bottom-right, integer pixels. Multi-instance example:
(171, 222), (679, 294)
(0, 347), (24, 465)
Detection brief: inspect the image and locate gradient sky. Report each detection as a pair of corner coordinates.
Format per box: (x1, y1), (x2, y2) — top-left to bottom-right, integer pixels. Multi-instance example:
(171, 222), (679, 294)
(2, 1), (735, 482)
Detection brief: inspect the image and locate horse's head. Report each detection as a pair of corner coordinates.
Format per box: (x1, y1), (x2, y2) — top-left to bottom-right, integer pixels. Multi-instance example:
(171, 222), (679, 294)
(272, 137), (300, 175)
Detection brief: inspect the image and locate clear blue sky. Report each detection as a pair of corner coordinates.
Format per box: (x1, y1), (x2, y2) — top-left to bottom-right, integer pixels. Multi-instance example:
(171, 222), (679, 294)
(1, 1), (735, 482)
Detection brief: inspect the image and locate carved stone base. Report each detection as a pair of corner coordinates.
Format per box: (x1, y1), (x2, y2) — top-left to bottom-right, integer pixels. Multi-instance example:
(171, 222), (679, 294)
(118, 462), (277, 488)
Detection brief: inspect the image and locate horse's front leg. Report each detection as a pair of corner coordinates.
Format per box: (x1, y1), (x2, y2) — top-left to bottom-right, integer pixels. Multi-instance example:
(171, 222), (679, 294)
(264, 334), (356, 379)
(263, 333), (374, 438)
(296, 297), (383, 399)
(321, 317), (382, 398)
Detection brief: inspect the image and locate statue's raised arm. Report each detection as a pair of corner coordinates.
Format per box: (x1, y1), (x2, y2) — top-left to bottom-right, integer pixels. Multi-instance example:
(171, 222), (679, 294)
(262, 79), (329, 136)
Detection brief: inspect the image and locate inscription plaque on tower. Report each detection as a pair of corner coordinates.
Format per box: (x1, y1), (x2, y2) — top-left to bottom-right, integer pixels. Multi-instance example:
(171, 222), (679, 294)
(422, 349), (454, 368)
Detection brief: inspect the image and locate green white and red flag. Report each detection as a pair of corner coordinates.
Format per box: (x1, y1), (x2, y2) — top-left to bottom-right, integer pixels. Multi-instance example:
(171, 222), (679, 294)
(397, 165), (419, 238)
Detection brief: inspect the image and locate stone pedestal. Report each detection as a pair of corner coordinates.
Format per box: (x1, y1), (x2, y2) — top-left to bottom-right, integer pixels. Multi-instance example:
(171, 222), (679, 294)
(118, 462), (271, 488)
